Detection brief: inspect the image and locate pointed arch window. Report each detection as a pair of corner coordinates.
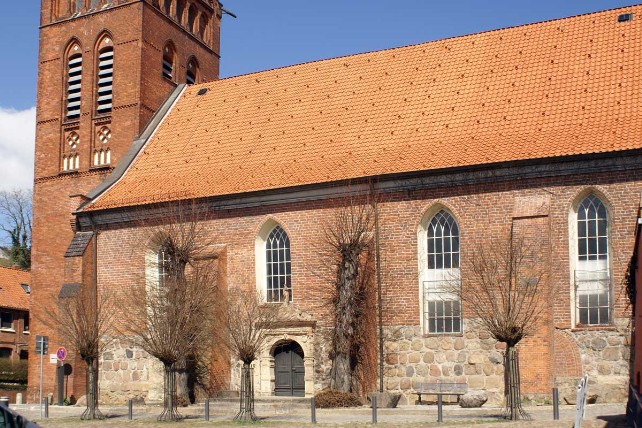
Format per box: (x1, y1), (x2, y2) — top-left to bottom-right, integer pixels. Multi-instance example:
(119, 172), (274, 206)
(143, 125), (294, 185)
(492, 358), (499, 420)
(423, 210), (461, 334)
(265, 226), (291, 303)
(66, 50), (83, 120)
(186, 59), (198, 85)
(162, 44), (175, 80)
(96, 44), (114, 114)
(574, 194), (610, 325)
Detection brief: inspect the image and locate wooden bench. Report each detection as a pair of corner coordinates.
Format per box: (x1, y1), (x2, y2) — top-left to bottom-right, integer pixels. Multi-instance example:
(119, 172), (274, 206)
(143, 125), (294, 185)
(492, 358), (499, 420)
(415, 382), (468, 405)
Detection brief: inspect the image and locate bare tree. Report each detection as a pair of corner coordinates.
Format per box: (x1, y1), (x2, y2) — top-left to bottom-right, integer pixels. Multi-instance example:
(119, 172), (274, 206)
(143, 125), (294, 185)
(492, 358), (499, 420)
(119, 202), (219, 421)
(451, 232), (546, 420)
(216, 288), (285, 421)
(0, 189), (32, 269)
(323, 196), (375, 393)
(39, 283), (116, 419)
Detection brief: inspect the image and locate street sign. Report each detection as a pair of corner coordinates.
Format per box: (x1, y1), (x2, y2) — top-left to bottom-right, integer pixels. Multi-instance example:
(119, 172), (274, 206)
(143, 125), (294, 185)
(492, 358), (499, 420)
(56, 347), (67, 361)
(49, 354), (57, 364)
(35, 335), (48, 355)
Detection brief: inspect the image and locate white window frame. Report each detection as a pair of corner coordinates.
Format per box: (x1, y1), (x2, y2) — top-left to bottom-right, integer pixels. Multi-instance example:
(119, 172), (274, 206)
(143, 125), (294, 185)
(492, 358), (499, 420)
(418, 207), (462, 335)
(255, 220), (292, 303)
(569, 193), (611, 326)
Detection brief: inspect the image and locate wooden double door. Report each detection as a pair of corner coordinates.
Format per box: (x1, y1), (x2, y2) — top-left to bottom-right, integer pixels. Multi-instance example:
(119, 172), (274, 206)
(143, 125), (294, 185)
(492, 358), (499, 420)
(274, 341), (305, 397)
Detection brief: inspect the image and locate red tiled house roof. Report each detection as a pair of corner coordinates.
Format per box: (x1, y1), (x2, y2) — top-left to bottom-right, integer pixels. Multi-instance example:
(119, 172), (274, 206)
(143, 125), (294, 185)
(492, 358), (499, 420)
(0, 267), (30, 311)
(88, 5), (642, 210)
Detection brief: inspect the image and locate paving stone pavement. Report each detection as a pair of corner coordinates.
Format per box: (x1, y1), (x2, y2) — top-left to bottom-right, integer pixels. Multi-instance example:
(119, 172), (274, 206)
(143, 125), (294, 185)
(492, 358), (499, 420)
(8, 402), (627, 427)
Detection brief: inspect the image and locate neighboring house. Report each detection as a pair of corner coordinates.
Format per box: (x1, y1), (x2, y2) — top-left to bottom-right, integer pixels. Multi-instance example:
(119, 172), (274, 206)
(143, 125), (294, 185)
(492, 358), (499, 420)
(0, 267), (30, 361)
(29, 0), (641, 405)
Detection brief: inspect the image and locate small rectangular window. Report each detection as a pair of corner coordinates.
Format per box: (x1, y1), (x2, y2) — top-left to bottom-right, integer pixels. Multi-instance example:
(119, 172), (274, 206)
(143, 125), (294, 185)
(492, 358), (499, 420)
(0, 312), (13, 329)
(23, 314), (29, 332)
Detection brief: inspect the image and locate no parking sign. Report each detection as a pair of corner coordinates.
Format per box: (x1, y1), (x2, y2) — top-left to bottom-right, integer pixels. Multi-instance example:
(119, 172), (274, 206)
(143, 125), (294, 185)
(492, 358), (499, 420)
(56, 347), (67, 361)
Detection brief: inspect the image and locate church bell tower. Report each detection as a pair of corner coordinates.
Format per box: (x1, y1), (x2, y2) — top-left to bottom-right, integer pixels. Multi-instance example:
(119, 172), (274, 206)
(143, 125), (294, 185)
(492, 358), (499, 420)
(30, 0), (222, 400)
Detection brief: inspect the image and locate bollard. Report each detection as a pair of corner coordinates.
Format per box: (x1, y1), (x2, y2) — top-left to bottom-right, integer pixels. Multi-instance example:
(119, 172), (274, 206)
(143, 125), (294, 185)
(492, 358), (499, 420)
(205, 398), (210, 421)
(437, 393), (443, 423)
(372, 395), (377, 424)
(0, 396), (9, 408)
(128, 399), (133, 420)
(311, 396), (316, 424)
(553, 387), (559, 420)
(44, 398), (49, 418)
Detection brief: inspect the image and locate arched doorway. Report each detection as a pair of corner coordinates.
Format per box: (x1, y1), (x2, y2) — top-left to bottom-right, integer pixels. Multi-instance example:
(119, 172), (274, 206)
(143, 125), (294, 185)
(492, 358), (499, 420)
(273, 341), (305, 396)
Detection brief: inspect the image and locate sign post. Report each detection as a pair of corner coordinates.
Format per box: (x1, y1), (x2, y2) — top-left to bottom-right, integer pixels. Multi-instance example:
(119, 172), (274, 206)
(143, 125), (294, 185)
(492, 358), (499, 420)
(574, 374), (589, 428)
(56, 347), (67, 406)
(35, 335), (48, 420)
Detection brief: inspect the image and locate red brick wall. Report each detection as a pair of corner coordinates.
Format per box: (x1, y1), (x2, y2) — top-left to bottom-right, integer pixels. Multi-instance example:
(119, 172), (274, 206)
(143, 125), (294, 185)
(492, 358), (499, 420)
(92, 167), (640, 396)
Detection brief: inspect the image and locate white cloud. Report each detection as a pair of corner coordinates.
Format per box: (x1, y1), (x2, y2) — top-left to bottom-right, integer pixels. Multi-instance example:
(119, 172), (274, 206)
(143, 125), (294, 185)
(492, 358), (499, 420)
(0, 107), (35, 191)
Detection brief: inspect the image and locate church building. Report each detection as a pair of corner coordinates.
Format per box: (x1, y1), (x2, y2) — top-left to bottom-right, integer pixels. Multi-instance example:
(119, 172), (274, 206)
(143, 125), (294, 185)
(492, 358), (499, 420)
(29, 0), (640, 405)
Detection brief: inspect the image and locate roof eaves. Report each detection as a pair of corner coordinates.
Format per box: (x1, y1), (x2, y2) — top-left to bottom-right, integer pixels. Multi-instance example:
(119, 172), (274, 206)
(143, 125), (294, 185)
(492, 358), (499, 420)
(80, 84), (188, 211)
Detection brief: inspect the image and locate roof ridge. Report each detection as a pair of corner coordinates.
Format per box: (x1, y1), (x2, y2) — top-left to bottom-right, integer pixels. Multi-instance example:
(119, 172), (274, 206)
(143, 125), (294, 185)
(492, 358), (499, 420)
(0, 265), (29, 273)
(200, 3), (641, 84)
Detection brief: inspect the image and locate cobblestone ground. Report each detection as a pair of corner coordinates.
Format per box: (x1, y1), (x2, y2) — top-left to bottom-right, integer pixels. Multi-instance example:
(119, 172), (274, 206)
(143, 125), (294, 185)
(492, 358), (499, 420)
(10, 402), (627, 427)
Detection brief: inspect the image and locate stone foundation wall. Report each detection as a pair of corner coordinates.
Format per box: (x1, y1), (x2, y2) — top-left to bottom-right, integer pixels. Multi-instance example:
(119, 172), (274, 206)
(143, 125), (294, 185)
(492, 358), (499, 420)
(98, 339), (163, 404)
(563, 319), (631, 402)
(382, 325), (505, 405)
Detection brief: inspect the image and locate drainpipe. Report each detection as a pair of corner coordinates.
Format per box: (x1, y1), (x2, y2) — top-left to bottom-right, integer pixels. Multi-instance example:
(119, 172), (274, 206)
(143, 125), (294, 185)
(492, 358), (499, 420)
(370, 181), (384, 393)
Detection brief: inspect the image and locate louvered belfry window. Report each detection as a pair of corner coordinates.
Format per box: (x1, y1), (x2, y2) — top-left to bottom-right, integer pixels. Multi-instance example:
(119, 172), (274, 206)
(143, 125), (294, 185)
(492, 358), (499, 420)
(186, 60), (197, 85)
(162, 45), (174, 80)
(96, 47), (114, 114)
(66, 54), (82, 120)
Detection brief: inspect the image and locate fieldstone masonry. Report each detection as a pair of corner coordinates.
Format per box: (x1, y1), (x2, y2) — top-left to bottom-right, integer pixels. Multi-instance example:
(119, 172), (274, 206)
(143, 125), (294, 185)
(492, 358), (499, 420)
(382, 325), (505, 405)
(98, 339), (163, 404)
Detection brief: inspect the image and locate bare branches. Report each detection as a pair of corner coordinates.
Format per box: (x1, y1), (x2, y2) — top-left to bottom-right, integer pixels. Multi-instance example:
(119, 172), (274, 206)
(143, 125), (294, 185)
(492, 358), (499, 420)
(0, 189), (32, 269)
(453, 234), (546, 347)
(39, 285), (115, 363)
(216, 288), (284, 366)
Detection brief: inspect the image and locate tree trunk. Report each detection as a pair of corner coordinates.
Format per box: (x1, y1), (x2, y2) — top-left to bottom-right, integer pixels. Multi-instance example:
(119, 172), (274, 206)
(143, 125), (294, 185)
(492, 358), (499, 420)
(158, 363), (182, 421)
(504, 346), (528, 420)
(234, 363), (256, 421)
(175, 358), (190, 406)
(331, 252), (359, 393)
(81, 358), (104, 420)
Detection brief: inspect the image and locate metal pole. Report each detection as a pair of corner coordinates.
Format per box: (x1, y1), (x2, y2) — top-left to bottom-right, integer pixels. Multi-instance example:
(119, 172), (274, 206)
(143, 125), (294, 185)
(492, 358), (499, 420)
(44, 397), (49, 418)
(437, 393), (443, 423)
(553, 387), (559, 420)
(39, 338), (43, 420)
(371, 182), (385, 393)
(372, 395), (377, 424)
(128, 399), (133, 420)
(205, 398), (210, 421)
(311, 397), (316, 424)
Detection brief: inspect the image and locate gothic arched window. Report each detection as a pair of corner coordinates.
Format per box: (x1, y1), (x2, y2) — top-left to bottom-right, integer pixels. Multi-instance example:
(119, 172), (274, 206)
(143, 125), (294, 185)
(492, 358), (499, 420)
(65, 47), (82, 120)
(574, 194), (610, 325)
(96, 40), (114, 114)
(423, 209), (461, 334)
(265, 226), (291, 303)
(162, 43), (175, 80)
(186, 58), (198, 85)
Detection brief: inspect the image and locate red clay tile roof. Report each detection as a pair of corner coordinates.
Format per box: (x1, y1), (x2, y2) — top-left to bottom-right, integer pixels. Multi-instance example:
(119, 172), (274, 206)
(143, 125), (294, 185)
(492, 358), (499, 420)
(88, 5), (642, 210)
(0, 267), (30, 311)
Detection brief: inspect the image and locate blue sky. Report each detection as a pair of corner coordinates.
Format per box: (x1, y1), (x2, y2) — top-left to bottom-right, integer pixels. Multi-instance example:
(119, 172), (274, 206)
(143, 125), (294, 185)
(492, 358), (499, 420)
(0, 1), (636, 188)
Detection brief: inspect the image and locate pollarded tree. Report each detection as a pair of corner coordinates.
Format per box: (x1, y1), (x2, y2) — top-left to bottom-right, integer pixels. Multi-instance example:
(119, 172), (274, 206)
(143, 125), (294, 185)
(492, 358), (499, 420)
(323, 196), (375, 393)
(450, 232), (546, 420)
(216, 288), (285, 421)
(40, 282), (115, 420)
(119, 201), (219, 421)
